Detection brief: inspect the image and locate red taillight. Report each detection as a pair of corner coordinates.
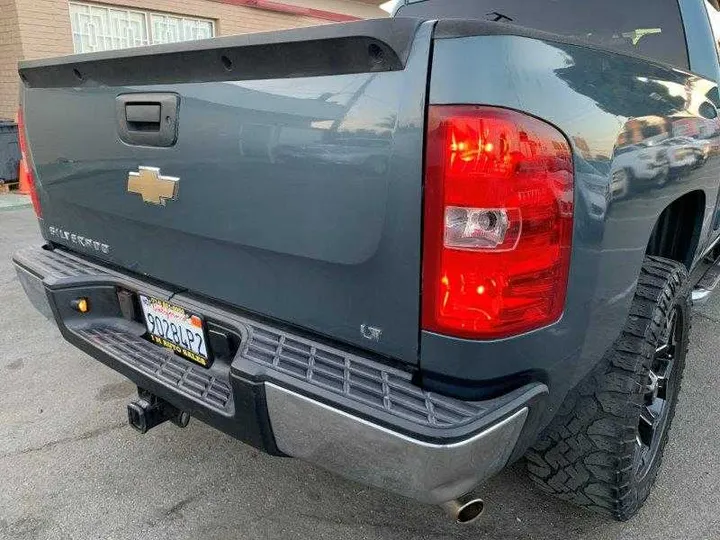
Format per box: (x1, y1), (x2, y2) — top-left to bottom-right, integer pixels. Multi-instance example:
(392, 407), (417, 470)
(422, 106), (573, 339)
(17, 108), (42, 217)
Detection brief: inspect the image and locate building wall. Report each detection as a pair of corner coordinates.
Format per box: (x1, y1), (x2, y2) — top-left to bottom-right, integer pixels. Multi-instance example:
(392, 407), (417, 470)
(0, 0), (23, 120)
(0, 0), (385, 119)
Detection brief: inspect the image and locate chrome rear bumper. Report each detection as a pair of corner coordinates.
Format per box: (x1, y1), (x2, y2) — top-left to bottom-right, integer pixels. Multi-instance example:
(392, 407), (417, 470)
(267, 384), (528, 504)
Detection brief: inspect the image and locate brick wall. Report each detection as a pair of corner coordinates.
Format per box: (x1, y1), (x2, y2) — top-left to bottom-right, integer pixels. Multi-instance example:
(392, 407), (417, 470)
(1, 0), (384, 119)
(14, 0), (331, 62)
(106, 0), (324, 36)
(15, 0), (74, 61)
(0, 0), (23, 120)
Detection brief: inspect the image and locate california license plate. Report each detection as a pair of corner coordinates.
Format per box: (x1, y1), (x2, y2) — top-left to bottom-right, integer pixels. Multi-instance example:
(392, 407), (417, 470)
(139, 295), (210, 366)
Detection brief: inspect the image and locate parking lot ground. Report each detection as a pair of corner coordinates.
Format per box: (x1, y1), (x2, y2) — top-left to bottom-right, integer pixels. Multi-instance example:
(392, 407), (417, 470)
(1, 206), (719, 540)
(0, 193), (31, 211)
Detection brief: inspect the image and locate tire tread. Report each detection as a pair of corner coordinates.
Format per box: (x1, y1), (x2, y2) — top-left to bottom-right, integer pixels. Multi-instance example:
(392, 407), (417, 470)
(525, 255), (690, 520)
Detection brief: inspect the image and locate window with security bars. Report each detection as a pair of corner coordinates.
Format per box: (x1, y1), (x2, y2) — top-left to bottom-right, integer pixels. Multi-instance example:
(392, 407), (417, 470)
(69, 2), (215, 54)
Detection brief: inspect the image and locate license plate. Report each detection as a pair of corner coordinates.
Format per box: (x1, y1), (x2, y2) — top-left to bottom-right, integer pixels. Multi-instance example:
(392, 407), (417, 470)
(139, 295), (210, 366)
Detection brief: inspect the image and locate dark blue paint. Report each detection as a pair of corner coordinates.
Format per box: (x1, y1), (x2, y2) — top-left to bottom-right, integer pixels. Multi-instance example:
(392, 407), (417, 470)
(422, 33), (720, 422)
(24, 22), (436, 364)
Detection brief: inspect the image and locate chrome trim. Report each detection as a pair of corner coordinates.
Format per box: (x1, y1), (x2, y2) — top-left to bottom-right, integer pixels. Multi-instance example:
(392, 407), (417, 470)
(697, 234), (720, 263)
(265, 383), (528, 505)
(692, 288), (712, 306)
(440, 496), (485, 524)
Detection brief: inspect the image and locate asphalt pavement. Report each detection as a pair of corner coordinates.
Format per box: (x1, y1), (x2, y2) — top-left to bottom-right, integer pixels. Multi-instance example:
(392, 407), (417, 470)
(1, 205), (719, 540)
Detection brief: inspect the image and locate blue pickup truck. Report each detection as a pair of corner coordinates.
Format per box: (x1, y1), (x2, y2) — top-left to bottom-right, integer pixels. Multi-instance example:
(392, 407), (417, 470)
(13, 0), (720, 524)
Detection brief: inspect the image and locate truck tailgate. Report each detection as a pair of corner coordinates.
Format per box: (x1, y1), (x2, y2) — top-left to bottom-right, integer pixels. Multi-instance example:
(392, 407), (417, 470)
(19, 18), (432, 363)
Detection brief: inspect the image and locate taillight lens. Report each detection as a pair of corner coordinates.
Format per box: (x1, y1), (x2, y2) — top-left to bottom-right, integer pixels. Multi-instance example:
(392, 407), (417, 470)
(422, 106), (573, 339)
(17, 108), (42, 217)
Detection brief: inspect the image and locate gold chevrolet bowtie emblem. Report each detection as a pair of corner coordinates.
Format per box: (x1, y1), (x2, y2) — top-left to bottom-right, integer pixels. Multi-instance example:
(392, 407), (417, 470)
(127, 166), (179, 205)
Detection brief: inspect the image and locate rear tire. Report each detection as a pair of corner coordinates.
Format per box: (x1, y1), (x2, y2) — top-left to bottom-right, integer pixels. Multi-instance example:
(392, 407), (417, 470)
(525, 256), (690, 520)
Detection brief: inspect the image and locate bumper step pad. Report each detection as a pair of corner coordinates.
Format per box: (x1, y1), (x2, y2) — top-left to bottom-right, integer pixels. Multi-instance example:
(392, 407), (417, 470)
(14, 246), (111, 281)
(78, 325), (232, 412)
(244, 326), (486, 429)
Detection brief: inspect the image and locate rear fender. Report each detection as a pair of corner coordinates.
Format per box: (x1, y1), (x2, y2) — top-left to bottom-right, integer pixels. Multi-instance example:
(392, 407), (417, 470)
(420, 30), (719, 414)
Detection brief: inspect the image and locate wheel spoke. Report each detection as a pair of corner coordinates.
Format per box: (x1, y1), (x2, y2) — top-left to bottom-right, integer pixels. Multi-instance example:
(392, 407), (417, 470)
(652, 308), (678, 402)
(656, 361), (673, 399)
(656, 310), (678, 359)
(634, 304), (682, 480)
(655, 343), (670, 358)
(644, 370), (659, 401)
(651, 353), (673, 378)
(632, 434), (645, 473)
(639, 405), (658, 429)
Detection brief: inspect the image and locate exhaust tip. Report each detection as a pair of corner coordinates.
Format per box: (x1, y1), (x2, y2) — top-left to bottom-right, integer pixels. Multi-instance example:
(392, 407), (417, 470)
(455, 499), (485, 524)
(440, 497), (485, 525)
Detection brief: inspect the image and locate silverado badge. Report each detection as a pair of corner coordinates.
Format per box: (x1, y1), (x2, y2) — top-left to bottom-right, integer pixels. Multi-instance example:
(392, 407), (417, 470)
(127, 166), (179, 205)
